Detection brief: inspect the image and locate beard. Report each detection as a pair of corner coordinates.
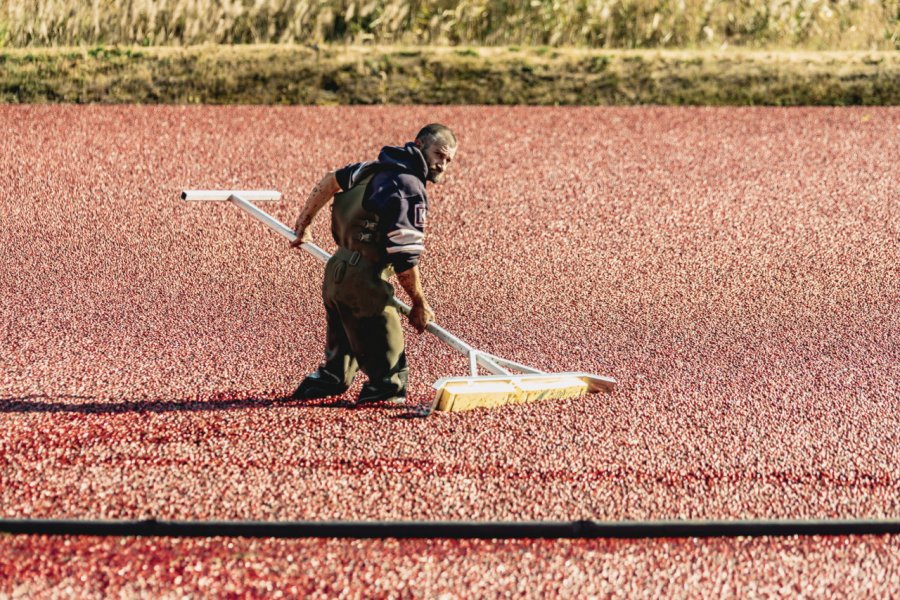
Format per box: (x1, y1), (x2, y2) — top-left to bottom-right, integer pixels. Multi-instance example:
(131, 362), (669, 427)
(426, 169), (444, 184)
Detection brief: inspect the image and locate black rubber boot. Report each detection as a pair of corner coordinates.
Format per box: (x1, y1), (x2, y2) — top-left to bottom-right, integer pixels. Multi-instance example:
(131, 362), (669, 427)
(355, 384), (407, 406)
(291, 371), (349, 400)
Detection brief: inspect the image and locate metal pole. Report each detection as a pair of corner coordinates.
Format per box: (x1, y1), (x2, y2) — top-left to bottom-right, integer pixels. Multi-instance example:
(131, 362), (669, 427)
(480, 353), (545, 374)
(227, 193), (477, 357)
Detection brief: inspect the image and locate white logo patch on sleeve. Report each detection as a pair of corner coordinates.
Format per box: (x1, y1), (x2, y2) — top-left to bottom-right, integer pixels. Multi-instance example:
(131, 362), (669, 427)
(415, 204), (427, 228)
(387, 228), (425, 245)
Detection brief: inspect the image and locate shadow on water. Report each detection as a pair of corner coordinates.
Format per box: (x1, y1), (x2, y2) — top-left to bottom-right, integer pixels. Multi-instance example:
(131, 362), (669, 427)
(0, 393), (412, 415)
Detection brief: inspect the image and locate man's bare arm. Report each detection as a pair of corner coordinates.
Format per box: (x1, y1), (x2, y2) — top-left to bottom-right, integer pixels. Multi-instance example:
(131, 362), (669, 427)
(291, 172), (341, 246)
(396, 266), (434, 334)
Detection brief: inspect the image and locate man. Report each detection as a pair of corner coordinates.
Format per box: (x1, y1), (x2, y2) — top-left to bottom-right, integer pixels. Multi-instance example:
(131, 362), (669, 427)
(290, 124), (458, 405)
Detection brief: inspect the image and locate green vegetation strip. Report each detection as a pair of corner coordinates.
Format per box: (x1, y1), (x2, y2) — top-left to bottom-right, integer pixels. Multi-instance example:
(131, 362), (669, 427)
(1, 45), (897, 105)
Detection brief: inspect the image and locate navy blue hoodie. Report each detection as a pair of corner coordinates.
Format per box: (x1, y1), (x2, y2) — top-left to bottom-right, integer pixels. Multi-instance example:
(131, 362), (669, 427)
(334, 142), (429, 273)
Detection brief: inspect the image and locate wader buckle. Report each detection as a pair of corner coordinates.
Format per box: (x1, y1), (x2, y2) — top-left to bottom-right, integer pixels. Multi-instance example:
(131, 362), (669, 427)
(348, 251), (360, 266)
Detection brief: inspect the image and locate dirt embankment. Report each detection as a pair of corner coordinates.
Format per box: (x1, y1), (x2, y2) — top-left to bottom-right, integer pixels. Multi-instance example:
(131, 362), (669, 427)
(1, 45), (897, 105)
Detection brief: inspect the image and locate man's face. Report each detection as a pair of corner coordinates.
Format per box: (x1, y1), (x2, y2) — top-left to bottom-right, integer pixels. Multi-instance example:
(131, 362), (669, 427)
(418, 137), (457, 184)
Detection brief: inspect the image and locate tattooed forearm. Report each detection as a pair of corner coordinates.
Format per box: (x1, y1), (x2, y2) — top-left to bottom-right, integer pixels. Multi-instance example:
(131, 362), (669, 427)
(295, 172), (340, 229)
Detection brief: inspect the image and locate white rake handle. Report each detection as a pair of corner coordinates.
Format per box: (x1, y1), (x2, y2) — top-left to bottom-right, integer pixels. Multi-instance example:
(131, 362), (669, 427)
(223, 193), (511, 375)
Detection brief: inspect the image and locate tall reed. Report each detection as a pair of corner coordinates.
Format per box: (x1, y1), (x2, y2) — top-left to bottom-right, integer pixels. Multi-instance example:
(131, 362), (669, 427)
(1, 0), (897, 49)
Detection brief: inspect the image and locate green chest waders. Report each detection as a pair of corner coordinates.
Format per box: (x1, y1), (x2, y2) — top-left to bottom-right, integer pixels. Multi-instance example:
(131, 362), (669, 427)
(295, 176), (408, 403)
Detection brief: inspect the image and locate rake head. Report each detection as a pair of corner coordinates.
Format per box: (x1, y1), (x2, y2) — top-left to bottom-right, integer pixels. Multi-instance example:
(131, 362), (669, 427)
(430, 372), (615, 413)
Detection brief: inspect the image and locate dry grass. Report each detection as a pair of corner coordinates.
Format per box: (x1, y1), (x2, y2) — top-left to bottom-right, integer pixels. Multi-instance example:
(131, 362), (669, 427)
(1, 0), (897, 50)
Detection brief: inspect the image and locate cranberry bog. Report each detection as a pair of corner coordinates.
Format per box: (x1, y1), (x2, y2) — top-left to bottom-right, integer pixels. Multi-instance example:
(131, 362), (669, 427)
(1, 106), (898, 596)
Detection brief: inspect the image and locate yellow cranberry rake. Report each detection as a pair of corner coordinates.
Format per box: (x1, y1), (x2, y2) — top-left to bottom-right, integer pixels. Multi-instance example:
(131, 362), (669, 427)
(182, 190), (616, 415)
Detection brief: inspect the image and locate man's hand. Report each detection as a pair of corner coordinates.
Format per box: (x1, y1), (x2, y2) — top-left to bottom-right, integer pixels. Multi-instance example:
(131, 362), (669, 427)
(408, 302), (434, 334)
(291, 215), (313, 247)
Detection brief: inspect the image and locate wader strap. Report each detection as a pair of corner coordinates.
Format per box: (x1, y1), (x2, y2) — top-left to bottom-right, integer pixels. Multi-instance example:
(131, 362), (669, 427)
(334, 246), (383, 271)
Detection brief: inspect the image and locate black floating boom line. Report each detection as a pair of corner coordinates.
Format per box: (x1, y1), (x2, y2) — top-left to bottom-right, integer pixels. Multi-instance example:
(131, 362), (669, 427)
(2, 518), (900, 539)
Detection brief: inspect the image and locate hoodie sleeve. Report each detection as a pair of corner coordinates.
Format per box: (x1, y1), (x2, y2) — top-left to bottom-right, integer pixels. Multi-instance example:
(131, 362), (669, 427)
(381, 188), (428, 274)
